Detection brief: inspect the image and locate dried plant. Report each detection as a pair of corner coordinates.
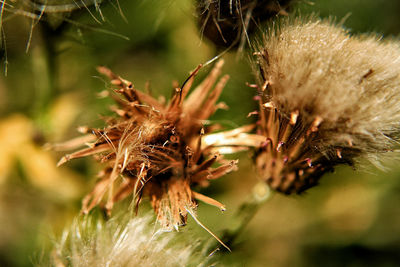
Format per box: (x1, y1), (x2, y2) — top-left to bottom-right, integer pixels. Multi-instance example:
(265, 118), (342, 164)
(57, 60), (242, 230)
(53, 213), (209, 267)
(196, 0), (294, 49)
(252, 17), (400, 194)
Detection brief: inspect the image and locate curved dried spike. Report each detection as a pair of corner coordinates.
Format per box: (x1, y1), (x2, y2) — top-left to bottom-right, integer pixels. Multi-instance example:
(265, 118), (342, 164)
(192, 191), (226, 211)
(183, 59), (224, 113)
(57, 143), (111, 166)
(207, 160), (238, 180)
(194, 154), (219, 173)
(197, 74), (230, 120)
(46, 134), (96, 151)
(180, 64), (203, 101)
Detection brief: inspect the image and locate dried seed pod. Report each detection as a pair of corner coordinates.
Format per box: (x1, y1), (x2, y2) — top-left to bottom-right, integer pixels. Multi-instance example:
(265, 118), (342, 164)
(253, 18), (400, 194)
(196, 0), (293, 48)
(57, 60), (241, 230)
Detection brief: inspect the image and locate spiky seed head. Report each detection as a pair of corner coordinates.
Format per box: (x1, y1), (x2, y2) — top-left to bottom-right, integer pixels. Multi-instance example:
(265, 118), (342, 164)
(196, 0), (294, 48)
(57, 60), (240, 230)
(253, 17), (400, 194)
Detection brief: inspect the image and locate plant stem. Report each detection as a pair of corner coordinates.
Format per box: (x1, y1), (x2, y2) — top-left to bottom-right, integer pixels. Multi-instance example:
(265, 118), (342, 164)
(211, 182), (272, 252)
(31, 22), (63, 118)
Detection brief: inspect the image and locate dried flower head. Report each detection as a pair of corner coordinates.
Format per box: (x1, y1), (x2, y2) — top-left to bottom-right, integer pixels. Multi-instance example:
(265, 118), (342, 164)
(197, 0), (293, 48)
(58, 60), (239, 230)
(253, 18), (400, 194)
(53, 213), (208, 266)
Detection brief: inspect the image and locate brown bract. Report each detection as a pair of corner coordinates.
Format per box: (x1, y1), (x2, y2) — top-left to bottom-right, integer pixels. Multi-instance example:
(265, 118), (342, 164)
(57, 60), (241, 230)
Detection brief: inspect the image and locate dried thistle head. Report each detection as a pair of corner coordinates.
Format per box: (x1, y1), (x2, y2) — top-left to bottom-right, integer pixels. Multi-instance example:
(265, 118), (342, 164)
(196, 0), (294, 49)
(58, 60), (239, 230)
(253, 18), (400, 194)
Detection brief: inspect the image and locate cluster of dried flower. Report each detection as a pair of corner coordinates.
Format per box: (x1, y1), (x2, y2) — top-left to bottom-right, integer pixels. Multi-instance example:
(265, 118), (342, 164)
(58, 17), (400, 232)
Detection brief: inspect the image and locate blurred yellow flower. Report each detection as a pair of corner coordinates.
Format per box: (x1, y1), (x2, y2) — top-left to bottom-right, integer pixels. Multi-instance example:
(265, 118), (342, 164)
(0, 111), (83, 199)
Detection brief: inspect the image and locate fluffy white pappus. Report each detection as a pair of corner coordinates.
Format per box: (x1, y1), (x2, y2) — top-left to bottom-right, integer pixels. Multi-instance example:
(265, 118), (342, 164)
(258, 17), (400, 160)
(252, 17), (400, 194)
(52, 213), (208, 267)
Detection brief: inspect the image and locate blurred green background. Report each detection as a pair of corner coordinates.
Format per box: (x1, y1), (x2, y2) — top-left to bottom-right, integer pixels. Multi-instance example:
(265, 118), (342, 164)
(1, 0), (400, 266)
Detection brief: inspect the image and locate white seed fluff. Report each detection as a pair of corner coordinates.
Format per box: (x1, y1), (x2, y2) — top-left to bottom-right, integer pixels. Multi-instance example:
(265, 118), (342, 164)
(258, 17), (400, 163)
(53, 213), (207, 267)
